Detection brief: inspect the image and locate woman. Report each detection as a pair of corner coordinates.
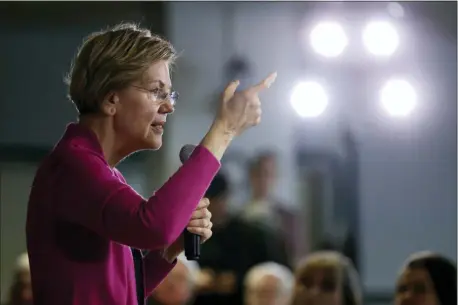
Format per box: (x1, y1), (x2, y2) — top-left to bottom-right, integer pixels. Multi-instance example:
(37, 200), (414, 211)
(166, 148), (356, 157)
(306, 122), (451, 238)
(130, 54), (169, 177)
(26, 22), (276, 305)
(291, 251), (362, 305)
(395, 252), (457, 305)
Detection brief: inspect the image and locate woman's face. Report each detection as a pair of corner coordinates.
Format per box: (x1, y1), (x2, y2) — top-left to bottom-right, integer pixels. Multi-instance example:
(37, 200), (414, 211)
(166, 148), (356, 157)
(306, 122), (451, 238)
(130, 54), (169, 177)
(107, 60), (175, 152)
(292, 266), (341, 305)
(395, 267), (440, 305)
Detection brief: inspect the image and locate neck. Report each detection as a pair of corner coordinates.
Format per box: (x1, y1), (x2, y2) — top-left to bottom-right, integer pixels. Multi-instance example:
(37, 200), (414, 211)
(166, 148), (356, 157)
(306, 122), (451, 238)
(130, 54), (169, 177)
(78, 115), (130, 167)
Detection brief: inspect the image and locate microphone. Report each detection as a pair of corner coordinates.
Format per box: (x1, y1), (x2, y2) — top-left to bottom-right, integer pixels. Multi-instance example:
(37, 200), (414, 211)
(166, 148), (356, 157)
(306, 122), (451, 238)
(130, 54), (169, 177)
(179, 144), (201, 261)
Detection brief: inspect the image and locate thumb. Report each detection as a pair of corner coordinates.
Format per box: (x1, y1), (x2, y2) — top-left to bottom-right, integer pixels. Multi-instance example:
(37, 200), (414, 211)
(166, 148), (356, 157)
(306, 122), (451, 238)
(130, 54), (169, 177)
(222, 80), (240, 103)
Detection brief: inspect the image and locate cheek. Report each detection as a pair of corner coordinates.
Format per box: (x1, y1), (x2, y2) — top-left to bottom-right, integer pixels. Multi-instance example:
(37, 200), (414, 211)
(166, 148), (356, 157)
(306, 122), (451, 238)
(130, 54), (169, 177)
(120, 103), (156, 132)
(130, 102), (155, 125)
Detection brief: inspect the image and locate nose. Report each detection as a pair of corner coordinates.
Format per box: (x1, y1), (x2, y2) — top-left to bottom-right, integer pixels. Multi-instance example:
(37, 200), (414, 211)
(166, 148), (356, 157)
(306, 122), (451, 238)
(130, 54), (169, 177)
(158, 100), (174, 114)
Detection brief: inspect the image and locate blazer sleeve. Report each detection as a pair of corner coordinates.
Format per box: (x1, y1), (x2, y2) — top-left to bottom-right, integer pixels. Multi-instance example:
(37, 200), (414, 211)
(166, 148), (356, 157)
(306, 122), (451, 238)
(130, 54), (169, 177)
(54, 145), (220, 250)
(143, 250), (176, 297)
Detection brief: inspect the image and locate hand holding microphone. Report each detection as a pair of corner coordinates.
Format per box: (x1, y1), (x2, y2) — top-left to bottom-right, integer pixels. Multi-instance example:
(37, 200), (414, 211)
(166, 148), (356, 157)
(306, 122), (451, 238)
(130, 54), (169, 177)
(186, 198), (213, 242)
(163, 198), (212, 262)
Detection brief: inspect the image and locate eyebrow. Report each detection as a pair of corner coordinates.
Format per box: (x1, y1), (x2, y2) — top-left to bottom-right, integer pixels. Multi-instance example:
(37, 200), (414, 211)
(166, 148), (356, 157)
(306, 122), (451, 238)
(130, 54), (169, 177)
(147, 79), (172, 91)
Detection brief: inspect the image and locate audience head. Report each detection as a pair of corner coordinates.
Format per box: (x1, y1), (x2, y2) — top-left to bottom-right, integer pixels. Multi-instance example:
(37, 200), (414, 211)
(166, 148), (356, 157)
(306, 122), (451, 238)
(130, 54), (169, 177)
(244, 262), (294, 305)
(292, 251), (362, 305)
(395, 251), (457, 305)
(249, 151), (278, 199)
(152, 254), (199, 305)
(66, 22), (177, 152)
(8, 252), (33, 305)
(204, 172), (230, 223)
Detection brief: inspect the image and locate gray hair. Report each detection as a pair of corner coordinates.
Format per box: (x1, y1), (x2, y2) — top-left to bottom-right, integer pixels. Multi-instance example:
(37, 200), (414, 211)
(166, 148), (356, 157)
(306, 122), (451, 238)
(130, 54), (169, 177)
(244, 262), (294, 296)
(177, 254), (200, 287)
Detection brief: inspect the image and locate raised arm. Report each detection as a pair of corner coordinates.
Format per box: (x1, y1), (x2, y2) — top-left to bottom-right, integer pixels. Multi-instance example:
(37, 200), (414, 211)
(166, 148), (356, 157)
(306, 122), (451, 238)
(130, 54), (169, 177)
(54, 72), (276, 251)
(55, 144), (220, 250)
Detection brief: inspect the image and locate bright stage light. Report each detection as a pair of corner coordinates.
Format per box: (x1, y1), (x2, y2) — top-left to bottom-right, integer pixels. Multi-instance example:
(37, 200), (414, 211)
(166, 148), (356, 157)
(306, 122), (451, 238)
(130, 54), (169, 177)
(291, 82), (328, 118)
(310, 22), (348, 58)
(363, 21), (399, 56)
(380, 79), (416, 117)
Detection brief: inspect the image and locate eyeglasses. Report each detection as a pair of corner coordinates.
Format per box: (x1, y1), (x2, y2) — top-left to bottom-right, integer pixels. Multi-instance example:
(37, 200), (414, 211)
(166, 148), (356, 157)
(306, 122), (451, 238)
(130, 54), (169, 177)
(131, 85), (179, 106)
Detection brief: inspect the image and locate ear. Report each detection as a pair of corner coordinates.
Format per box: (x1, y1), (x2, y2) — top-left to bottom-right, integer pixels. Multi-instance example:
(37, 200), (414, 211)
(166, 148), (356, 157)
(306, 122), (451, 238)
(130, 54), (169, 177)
(100, 92), (119, 116)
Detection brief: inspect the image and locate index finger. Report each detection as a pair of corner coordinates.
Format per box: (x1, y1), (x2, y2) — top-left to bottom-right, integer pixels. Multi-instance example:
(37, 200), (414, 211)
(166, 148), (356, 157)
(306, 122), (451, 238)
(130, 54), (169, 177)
(248, 72), (278, 93)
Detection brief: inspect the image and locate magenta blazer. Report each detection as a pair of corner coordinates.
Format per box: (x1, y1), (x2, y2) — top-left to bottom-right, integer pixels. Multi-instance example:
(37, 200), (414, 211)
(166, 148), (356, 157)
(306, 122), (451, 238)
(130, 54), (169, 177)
(26, 123), (220, 305)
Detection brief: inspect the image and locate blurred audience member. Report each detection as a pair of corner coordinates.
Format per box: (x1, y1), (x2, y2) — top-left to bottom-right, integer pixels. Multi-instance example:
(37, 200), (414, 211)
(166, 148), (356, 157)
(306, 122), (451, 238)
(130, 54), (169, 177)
(242, 151), (301, 263)
(244, 262), (294, 305)
(148, 254), (199, 305)
(5, 253), (33, 305)
(395, 251), (457, 305)
(291, 251), (362, 305)
(194, 172), (288, 305)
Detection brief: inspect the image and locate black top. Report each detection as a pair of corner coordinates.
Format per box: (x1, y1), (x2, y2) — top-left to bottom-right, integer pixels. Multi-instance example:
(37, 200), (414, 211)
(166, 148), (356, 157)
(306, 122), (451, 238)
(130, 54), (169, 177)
(193, 216), (289, 305)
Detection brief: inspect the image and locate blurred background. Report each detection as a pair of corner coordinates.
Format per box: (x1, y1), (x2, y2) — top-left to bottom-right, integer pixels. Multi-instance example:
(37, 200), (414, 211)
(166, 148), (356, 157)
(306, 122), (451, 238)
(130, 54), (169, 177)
(0, 1), (456, 305)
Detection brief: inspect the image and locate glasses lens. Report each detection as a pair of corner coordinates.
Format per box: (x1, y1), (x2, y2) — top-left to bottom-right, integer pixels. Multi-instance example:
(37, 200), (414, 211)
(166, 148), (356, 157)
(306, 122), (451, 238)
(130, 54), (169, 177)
(170, 91), (179, 106)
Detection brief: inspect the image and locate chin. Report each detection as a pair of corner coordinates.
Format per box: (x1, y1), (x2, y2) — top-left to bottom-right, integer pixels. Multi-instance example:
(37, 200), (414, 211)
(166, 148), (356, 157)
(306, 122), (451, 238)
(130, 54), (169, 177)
(138, 141), (161, 151)
(143, 136), (163, 150)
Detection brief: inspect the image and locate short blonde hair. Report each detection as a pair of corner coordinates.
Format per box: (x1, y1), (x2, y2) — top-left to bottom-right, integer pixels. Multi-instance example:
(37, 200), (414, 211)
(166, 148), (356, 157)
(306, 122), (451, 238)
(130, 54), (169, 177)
(296, 251), (362, 305)
(65, 22), (176, 115)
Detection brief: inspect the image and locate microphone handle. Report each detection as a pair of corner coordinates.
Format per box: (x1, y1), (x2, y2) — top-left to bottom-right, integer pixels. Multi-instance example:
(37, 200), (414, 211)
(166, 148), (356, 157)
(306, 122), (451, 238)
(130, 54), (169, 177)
(184, 230), (201, 260)
(179, 144), (201, 261)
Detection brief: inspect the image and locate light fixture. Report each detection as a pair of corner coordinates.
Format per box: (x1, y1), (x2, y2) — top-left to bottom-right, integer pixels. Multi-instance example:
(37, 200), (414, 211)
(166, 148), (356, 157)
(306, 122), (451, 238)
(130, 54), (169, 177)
(380, 79), (416, 117)
(363, 21), (399, 56)
(291, 81), (328, 118)
(310, 22), (348, 58)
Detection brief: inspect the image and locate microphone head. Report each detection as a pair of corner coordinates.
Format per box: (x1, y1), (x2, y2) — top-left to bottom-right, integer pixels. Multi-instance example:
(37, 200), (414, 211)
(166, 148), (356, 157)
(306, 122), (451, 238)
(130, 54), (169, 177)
(179, 144), (197, 164)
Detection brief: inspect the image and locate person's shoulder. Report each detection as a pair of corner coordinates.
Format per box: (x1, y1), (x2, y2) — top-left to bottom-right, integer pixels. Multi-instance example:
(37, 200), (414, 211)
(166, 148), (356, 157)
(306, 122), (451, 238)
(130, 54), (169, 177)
(47, 138), (110, 180)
